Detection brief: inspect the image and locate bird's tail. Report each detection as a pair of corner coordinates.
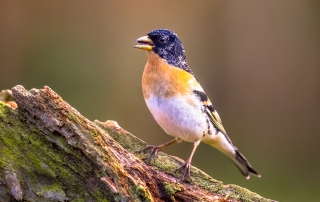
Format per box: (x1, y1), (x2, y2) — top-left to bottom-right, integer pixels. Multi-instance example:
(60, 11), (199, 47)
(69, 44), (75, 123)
(231, 150), (261, 179)
(203, 132), (261, 179)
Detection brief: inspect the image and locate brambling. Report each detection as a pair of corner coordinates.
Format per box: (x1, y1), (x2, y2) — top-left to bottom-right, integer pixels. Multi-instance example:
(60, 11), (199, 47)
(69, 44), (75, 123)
(134, 29), (260, 180)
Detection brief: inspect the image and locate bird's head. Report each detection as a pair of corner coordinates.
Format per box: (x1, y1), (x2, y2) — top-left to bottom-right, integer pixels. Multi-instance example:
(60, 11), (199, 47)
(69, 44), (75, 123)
(134, 29), (189, 70)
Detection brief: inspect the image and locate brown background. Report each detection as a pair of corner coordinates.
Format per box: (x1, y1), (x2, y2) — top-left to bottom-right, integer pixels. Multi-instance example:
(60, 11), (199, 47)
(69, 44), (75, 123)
(1, 1), (319, 201)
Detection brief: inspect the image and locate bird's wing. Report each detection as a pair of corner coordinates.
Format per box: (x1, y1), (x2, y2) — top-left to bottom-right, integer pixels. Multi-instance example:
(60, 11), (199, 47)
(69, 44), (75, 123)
(193, 90), (227, 135)
(205, 104), (227, 135)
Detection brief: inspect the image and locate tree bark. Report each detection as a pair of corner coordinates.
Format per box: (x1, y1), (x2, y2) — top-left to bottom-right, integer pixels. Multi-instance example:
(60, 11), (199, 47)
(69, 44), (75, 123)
(0, 85), (275, 202)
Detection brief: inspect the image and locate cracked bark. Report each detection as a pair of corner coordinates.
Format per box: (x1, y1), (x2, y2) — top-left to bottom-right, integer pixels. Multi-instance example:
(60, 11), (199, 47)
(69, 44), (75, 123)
(0, 85), (276, 202)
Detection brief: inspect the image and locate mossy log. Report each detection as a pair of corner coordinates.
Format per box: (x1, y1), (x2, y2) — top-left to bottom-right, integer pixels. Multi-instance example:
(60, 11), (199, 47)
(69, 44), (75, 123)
(0, 85), (275, 202)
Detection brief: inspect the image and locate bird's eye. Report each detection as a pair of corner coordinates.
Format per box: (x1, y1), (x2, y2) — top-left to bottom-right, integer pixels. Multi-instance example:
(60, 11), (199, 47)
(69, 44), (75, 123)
(159, 37), (166, 43)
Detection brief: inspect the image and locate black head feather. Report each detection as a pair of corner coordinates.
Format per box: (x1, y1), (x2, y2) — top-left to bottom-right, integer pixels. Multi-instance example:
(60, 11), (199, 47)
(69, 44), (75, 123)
(147, 29), (194, 76)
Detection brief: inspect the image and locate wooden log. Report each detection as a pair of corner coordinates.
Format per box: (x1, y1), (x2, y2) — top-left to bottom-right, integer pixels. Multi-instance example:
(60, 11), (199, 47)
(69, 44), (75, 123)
(0, 85), (276, 202)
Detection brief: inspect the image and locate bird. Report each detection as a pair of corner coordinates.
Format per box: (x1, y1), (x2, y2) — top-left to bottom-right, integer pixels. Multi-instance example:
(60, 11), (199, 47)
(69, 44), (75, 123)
(134, 29), (261, 181)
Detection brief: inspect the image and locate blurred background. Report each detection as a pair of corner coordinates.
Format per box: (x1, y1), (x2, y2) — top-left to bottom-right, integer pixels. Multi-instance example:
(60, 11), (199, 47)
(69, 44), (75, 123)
(1, 1), (319, 201)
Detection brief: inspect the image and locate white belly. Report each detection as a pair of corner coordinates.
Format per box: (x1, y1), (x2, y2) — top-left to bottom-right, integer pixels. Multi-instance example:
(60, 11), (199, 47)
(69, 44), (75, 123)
(145, 94), (209, 142)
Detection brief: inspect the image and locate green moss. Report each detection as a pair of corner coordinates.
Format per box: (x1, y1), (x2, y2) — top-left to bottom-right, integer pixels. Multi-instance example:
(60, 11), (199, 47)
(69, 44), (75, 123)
(67, 112), (80, 124)
(91, 190), (109, 202)
(217, 184), (270, 202)
(163, 182), (183, 200)
(0, 103), (107, 201)
(0, 154), (7, 167)
(146, 154), (180, 178)
(135, 184), (153, 202)
(36, 183), (68, 201)
(94, 120), (147, 152)
(0, 101), (7, 115)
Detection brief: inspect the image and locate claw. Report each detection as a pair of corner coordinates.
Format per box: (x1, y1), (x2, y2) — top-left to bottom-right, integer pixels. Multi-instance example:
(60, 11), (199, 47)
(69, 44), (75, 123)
(145, 145), (161, 164)
(141, 138), (181, 165)
(175, 159), (192, 181)
(174, 140), (200, 181)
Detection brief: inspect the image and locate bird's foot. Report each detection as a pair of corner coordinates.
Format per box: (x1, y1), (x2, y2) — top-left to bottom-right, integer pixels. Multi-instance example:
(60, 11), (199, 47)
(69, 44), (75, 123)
(175, 158), (192, 181)
(140, 139), (180, 164)
(142, 145), (162, 164)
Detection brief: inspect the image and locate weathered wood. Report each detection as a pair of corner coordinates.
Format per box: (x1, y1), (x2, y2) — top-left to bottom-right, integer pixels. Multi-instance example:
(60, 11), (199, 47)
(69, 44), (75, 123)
(0, 85), (275, 202)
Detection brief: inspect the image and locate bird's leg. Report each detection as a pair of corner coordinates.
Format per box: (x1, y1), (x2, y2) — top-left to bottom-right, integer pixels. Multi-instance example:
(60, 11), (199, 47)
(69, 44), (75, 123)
(175, 140), (200, 181)
(144, 138), (181, 164)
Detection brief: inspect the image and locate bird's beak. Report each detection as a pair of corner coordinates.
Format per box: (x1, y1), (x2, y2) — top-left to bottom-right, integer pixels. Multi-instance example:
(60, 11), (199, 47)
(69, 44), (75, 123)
(134, 35), (154, 51)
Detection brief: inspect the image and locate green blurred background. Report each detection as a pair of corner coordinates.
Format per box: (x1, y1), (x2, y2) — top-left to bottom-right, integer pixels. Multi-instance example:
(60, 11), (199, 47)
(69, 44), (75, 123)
(1, 1), (319, 201)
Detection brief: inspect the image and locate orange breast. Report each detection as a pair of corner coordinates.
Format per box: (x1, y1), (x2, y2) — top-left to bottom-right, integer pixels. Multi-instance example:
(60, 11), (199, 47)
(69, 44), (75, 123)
(142, 51), (198, 99)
